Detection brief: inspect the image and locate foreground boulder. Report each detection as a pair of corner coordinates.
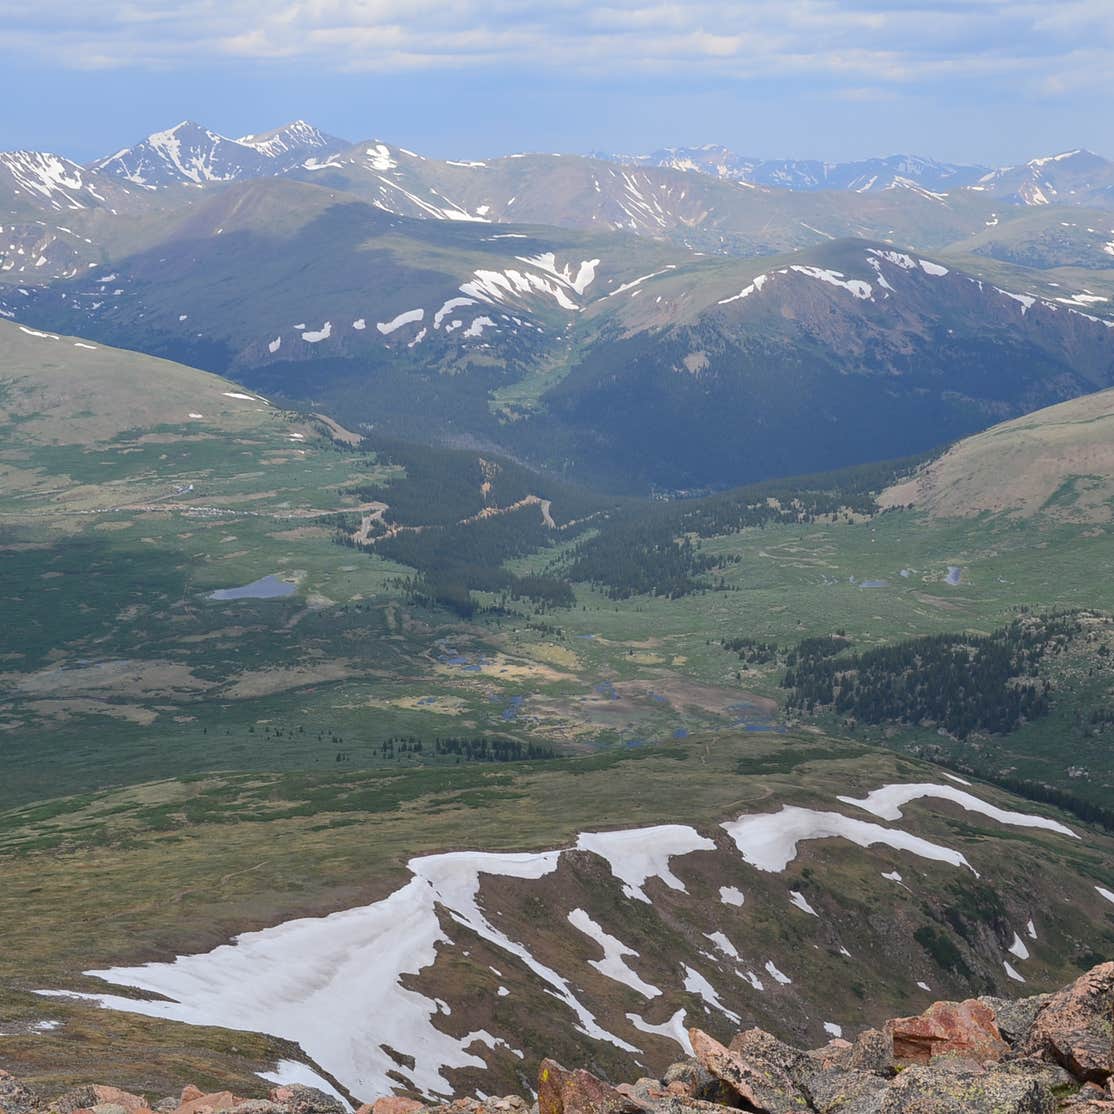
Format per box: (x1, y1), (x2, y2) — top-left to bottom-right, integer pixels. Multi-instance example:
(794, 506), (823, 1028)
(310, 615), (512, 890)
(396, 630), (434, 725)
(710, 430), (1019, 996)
(3, 962), (1114, 1114)
(691, 1028), (809, 1112)
(887, 998), (1009, 1066)
(537, 1060), (644, 1114)
(1021, 962), (1114, 1083)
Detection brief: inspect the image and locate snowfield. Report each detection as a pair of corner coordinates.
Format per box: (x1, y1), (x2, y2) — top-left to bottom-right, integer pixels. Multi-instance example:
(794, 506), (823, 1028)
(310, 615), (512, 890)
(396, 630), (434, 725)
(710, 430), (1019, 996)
(40, 783), (1078, 1100)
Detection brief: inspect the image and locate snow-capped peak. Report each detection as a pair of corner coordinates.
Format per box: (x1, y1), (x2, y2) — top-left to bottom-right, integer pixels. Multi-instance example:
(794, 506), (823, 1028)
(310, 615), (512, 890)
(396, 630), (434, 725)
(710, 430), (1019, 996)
(236, 120), (338, 159)
(0, 150), (109, 211)
(89, 119), (349, 187)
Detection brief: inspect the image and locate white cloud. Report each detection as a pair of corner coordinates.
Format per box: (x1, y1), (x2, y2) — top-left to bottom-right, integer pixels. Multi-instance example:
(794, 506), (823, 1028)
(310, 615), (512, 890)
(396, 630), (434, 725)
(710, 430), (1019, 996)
(1, 0), (1112, 98)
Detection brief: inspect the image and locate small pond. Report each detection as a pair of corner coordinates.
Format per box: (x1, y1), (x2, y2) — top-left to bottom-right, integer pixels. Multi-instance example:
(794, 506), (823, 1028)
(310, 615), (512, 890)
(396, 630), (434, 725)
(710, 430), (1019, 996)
(208, 574), (297, 601)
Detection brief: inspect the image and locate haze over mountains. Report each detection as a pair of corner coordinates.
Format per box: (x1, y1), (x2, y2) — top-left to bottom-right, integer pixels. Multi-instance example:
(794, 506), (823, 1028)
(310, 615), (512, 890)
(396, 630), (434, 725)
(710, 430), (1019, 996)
(1, 117), (1113, 494)
(4, 109), (1114, 1110)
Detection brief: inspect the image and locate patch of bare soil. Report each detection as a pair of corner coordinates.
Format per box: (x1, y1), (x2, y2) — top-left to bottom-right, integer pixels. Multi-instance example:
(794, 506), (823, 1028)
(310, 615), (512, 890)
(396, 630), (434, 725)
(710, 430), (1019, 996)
(313, 412), (363, 446)
(9, 659), (213, 698)
(221, 660), (358, 699)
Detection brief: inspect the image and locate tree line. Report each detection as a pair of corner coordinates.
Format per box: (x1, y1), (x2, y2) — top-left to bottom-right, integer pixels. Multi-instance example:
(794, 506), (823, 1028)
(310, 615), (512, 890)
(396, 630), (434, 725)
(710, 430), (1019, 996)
(782, 614), (1080, 738)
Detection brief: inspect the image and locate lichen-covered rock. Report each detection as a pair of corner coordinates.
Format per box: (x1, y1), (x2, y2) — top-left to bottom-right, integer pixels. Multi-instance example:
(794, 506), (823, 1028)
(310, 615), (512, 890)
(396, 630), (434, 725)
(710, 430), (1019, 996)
(690, 1028), (810, 1112)
(886, 999), (1008, 1066)
(659, 1060), (735, 1106)
(847, 1029), (894, 1077)
(537, 1060), (644, 1114)
(0, 1073), (39, 1114)
(798, 1067), (889, 1114)
(804, 1040), (853, 1074)
(1021, 961), (1114, 1082)
(876, 1063), (1057, 1113)
(980, 995), (1052, 1048)
(263, 1089), (345, 1114)
(46, 1088), (99, 1114)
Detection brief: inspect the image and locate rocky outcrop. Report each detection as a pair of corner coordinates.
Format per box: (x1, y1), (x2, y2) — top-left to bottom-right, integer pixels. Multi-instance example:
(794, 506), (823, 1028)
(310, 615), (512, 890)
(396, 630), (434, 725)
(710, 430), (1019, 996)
(1021, 962), (1114, 1083)
(0, 1077), (345, 1114)
(885, 998), (1010, 1065)
(3, 964), (1112, 1114)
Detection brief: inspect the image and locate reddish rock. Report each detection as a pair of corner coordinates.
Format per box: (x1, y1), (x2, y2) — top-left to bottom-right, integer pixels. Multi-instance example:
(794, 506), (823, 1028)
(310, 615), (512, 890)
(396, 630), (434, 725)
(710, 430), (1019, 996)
(175, 1092), (243, 1114)
(371, 1101), (423, 1114)
(91, 1089), (149, 1114)
(1022, 961), (1114, 1083)
(179, 1092), (203, 1108)
(886, 998), (1009, 1066)
(536, 1060), (644, 1114)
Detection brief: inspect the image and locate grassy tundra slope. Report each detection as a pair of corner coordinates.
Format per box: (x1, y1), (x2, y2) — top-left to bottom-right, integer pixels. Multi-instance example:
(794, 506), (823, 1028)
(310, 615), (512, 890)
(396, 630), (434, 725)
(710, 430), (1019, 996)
(2, 733), (1113, 1103)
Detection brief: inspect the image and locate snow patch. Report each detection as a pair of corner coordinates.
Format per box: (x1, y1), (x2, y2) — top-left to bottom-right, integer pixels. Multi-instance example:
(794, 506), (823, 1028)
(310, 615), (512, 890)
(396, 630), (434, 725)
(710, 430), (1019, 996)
(719, 273), (768, 304)
(790, 265), (872, 300)
(823, 1022), (842, 1038)
(605, 266), (676, 299)
(576, 825), (714, 903)
(434, 298), (475, 328)
(764, 961), (792, 986)
(837, 783), (1078, 839)
(43, 847), (638, 1101)
(568, 909), (660, 999)
(463, 316), (495, 338)
(1007, 933), (1030, 961)
(704, 932), (739, 960)
(377, 308), (424, 335)
(257, 1062), (352, 1110)
(352, 319), (366, 331)
(869, 249), (916, 269)
(626, 1009), (692, 1054)
(366, 144), (397, 171)
(268, 337), (282, 353)
(721, 805), (976, 875)
(1004, 962), (1026, 983)
(788, 891), (819, 917)
(682, 966), (740, 1023)
(719, 886), (745, 907)
(302, 322), (332, 343)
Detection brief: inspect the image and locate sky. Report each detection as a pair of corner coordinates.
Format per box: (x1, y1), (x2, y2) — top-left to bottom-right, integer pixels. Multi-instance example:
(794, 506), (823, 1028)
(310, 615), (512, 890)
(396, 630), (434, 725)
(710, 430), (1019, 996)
(2, 1), (1113, 166)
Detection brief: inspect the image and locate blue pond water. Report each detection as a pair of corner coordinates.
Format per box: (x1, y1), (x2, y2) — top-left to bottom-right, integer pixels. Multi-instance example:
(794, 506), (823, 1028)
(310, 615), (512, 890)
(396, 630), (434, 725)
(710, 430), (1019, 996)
(208, 575), (296, 601)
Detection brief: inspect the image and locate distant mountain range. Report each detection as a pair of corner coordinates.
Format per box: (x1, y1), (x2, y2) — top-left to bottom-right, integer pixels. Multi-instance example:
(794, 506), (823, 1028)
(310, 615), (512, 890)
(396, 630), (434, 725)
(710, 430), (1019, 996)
(591, 145), (1114, 209)
(4, 118), (1114, 216)
(3, 118), (1114, 492)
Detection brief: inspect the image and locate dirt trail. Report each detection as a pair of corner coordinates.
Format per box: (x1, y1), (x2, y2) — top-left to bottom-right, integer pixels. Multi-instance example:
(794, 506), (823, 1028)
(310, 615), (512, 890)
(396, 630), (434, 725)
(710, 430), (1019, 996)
(353, 502), (389, 545)
(457, 494), (556, 529)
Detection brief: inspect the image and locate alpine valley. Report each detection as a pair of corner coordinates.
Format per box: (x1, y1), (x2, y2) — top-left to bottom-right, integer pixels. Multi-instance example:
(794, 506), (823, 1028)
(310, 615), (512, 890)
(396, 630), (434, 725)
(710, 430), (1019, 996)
(3, 119), (1114, 1114)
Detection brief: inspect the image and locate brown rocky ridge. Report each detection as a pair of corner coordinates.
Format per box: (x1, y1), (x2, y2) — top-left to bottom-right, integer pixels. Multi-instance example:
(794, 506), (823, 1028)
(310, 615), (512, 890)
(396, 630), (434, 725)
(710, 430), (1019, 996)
(3, 963), (1112, 1114)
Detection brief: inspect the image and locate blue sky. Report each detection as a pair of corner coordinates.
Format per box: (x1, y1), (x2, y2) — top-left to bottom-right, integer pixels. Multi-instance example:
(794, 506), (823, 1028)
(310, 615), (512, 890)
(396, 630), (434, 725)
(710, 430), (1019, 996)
(2, 1), (1113, 166)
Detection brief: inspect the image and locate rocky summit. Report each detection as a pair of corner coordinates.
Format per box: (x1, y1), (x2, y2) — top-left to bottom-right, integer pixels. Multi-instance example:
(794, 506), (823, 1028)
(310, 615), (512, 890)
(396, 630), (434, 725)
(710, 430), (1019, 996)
(4, 964), (1113, 1114)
